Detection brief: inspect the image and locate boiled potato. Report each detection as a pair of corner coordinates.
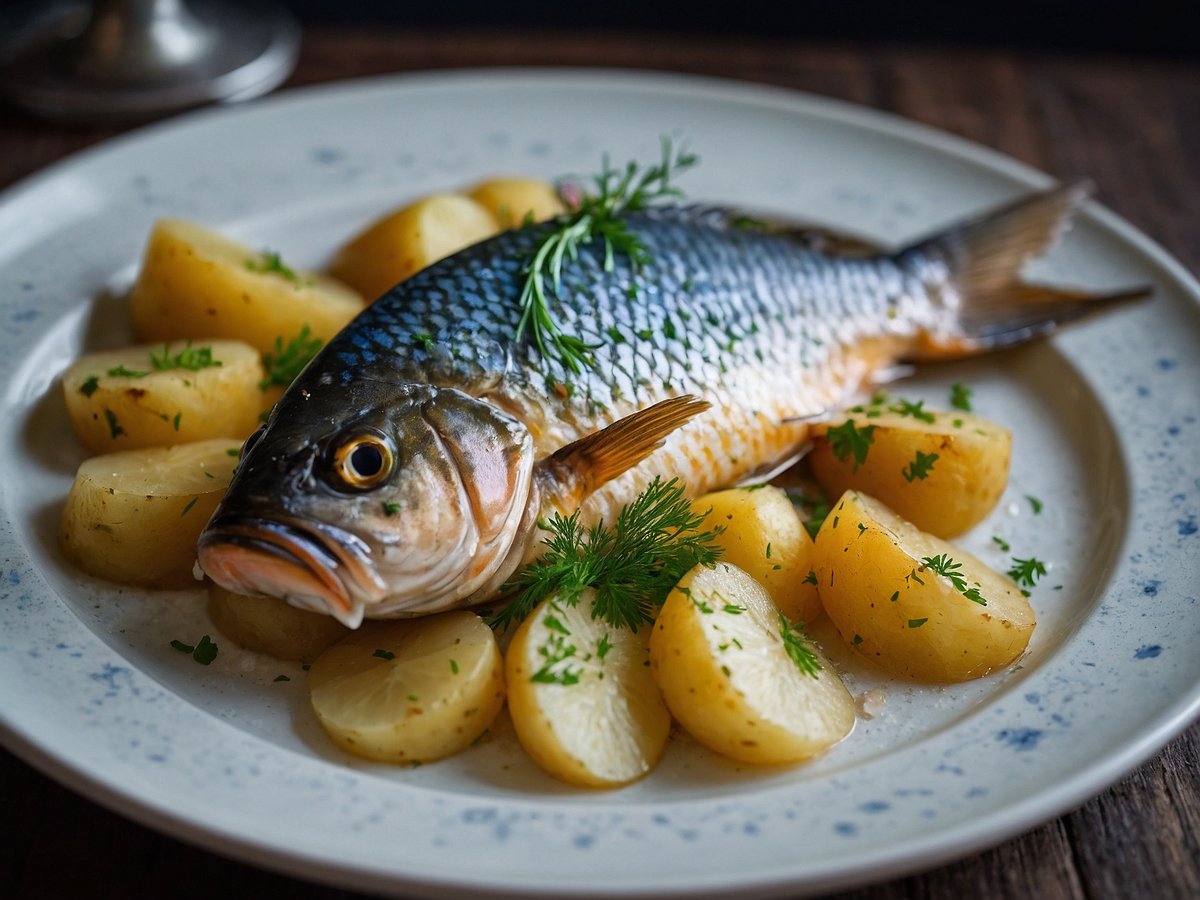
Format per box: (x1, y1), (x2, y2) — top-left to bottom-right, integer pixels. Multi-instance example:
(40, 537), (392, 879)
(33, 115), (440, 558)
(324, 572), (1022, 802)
(468, 177), (565, 229)
(307, 612), (505, 765)
(808, 400), (1011, 538)
(691, 485), (821, 625)
(59, 439), (240, 588)
(814, 491), (1035, 682)
(506, 590), (669, 788)
(328, 193), (500, 300)
(649, 563), (855, 766)
(61, 339), (263, 453)
(208, 584), (349, 663)
(129, 218), (364, 354)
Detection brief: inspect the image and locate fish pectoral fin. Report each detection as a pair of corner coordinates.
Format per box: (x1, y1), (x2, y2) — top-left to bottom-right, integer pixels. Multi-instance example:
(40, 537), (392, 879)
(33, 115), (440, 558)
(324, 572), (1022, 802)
(537, 395), (711, 506)
(904, 182), (1151, 355)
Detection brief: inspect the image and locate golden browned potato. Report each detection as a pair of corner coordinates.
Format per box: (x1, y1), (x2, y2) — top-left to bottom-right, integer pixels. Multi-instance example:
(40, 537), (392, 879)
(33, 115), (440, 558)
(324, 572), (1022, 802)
(207, 584), (349, 663)
(128, 218), (364, 354)
(505, 590), (669, 788)
(468, 177), (565, 229)
(649, 562), (855, 766)
(61, 340), (263, 453)
(306, 612), (505, 765)
(58, 439), (240, 588)
(813, 490), (1035, 682)
(328, 193), (500, 300)
(808, 399), (1011, 538)
(691, 485), (822, 625)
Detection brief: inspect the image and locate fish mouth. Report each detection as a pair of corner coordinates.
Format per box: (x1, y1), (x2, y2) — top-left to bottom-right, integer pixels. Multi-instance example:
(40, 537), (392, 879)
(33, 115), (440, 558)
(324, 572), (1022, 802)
(197, 514), (386, 628)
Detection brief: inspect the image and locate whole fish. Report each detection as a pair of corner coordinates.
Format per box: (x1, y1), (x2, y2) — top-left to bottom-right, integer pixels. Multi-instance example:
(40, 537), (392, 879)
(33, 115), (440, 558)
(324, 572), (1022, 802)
(198, 186), (1142, 627)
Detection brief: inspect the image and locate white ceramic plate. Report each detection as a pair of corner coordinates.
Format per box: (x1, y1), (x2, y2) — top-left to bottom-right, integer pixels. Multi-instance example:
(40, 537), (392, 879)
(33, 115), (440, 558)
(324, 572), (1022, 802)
(1, 70), (1197, 899)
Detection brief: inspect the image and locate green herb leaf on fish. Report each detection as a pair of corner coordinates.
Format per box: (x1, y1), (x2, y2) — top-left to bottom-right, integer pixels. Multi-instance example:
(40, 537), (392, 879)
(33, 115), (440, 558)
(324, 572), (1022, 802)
(493, 476), (723, 632)
(515, 138), (698, 373)
(261, 326), (322, 389)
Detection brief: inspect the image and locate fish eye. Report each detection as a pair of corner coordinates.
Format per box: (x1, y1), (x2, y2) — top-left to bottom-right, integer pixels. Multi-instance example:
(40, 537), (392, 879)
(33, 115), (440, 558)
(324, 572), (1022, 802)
(333, 434), (394, 490)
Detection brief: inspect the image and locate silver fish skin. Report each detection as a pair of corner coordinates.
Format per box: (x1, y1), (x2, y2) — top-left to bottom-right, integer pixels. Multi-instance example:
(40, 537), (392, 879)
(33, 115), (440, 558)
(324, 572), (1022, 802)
(198, 190), (1142, 626)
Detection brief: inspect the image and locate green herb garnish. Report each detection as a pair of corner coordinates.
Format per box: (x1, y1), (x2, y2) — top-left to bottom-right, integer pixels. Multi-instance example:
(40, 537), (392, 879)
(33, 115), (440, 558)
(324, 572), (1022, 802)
(171, 635), (217, 665)
(950, 382), (973, 412)
(992, 535), (1011, 552)
(104, 409), (124, 439)
(890, 398), (936, 424)
(902, 450), (939, 482)
(260, 326), (322, 389)
(920, 554), (988, 606)
(493, 476), (723, 632)
(107, 364), (149, 378)
(245, 249), (302, 283)
(515, 138), (698, 372)
(373, 648), (396, 660)
(778, 613), (822, 678)
(150, 341), (222, 372)
(80, 375), (100, 397)
(1026, 495), (1044, 514)
(826, 420), (876, 471)
(1007, 557), (1047, 588)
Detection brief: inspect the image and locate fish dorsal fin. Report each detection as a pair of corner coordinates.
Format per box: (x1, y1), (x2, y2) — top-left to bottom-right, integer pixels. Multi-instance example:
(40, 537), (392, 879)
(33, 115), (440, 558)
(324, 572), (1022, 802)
(538, 395), (711, 507)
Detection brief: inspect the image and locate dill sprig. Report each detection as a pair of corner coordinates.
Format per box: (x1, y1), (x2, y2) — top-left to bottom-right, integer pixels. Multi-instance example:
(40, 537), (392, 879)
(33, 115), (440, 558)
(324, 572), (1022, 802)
(515, 138), (698, 373)
(778, 613), (822, 679)
(492, 476), (723, 632)
(260, 325), (323, 389)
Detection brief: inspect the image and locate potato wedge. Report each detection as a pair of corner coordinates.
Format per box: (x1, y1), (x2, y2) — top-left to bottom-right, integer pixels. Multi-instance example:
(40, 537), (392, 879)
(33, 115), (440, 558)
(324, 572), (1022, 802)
(129, 218), (364, 354)
(328, 193), (500, 300)
(208, 584), (349, 663)
(649, 563), (855, 766)
(468, 177), (565, 229)
(691, 485), (821, 625)
(61, 340), (263, 453)
(59, 439), (240, 588)
(808, 400), (1011, 538)
(813, 490), (1035, 682)
(506, 590), (669, 788)
(307, 612), (505, 765)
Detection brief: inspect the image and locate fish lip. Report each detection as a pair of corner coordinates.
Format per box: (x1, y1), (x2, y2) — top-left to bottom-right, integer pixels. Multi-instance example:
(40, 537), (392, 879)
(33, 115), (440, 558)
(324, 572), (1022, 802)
(198, 513), (385, 625)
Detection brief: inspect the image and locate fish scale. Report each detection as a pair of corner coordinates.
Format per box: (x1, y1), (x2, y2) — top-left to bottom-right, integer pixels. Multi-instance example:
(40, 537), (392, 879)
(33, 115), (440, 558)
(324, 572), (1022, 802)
(308, 207), (930, 525)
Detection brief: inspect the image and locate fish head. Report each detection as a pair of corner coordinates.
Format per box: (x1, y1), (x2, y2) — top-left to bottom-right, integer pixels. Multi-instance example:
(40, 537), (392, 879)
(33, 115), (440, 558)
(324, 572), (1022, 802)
(198, 380), (537, 627)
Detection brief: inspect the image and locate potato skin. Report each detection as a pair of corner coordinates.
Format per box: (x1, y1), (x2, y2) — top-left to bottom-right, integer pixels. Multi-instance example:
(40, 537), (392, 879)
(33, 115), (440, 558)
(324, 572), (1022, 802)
(505, 591), (669, 788)
(691, 485), (821, 624)
(814, 490), (1035, 682)
(129, 218), (364, 354)
(649, 563), (855, 766)
(328, 193), (499, 300)
(207, 584), (349, 663)
(58, 439), (240, 588)
(307, 613), (505, 765)
(468, 178), (565, 229)
(61, 340), (263, 453)
(809, 405), (1011, 538)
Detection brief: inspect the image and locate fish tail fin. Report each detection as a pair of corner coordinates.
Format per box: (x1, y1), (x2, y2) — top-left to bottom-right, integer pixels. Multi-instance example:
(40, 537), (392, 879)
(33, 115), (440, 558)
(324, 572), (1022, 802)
(902, 182), (1150, 357)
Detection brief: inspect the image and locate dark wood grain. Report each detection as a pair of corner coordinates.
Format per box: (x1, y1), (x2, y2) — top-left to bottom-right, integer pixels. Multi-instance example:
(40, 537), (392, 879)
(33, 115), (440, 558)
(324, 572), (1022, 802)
(2, 27), (1197, 900)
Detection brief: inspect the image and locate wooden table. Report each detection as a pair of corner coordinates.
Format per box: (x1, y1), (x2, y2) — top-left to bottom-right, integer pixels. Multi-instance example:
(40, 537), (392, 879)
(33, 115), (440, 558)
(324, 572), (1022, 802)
(2, 27), (1197, 900)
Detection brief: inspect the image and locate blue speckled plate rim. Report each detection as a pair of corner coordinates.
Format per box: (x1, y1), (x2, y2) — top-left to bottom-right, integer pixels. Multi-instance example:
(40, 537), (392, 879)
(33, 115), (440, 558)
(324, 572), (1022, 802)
(0, 68), (1196, 899)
